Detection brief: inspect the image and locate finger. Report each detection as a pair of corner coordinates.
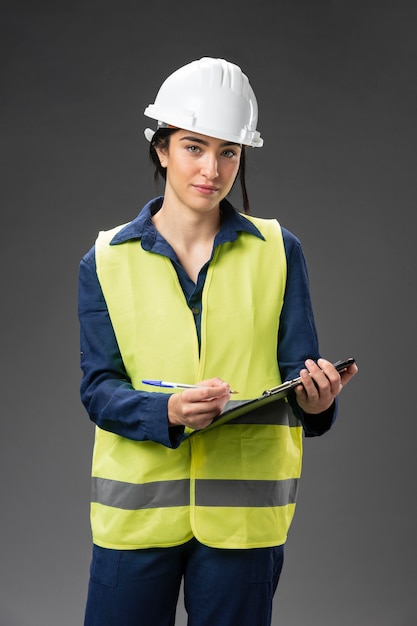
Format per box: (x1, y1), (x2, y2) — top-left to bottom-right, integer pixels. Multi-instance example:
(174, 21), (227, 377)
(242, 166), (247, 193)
(189, 384), (231, 402)
(339, 363), (359, 386)
(298, 366), (321, 398)
(294, 381), (308, 402)
(198, 377), (227, 388)
(316, 358), (343, 392)
(300, 361), (338, 402)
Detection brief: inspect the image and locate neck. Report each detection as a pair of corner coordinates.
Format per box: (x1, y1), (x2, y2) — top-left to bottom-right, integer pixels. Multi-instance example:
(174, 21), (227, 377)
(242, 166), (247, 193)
(152, 198), (222, 283)
(153, 197), (221, 248)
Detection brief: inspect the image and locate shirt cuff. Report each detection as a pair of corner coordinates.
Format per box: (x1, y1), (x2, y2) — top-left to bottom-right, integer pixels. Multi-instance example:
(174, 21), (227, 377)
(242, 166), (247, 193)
(143, 392), (186, 448)
(288, 394), (338, 437)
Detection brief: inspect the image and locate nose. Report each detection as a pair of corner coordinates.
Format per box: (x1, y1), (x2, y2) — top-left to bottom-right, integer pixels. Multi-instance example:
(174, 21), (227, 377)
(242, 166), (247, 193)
(200, 153), (219, 180)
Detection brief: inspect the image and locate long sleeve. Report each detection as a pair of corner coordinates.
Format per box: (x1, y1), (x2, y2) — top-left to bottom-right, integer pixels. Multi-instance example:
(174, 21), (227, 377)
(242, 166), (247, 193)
(78, 249), (186, 448)
(279, 229), (338, 436)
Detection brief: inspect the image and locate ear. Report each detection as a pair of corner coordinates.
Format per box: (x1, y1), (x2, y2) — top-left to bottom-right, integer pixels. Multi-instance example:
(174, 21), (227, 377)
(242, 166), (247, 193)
(155, 145), (168, 169)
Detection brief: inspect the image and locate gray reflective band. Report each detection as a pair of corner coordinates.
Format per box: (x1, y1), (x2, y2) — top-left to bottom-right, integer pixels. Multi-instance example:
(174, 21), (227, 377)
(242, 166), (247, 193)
(91, 477), (190, 510)
(92, 476), (298, 510)
(195, 478), (299, 508)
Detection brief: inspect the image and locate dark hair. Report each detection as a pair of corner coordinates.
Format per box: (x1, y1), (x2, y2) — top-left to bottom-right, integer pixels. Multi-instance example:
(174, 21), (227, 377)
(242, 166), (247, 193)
(148, 128), (250, 214)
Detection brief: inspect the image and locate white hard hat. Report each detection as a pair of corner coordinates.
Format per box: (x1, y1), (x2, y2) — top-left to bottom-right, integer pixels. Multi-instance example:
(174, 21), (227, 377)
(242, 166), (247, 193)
(144, 57), (263, 148)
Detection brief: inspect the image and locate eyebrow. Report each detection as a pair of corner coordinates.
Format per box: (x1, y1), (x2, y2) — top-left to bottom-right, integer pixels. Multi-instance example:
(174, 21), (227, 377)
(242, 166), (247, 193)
(179, 135), (240, 148)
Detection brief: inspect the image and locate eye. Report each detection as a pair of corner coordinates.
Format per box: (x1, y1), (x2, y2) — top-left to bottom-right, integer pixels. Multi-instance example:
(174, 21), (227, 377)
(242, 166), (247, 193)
(186, 145), (201, 154)
(222, 149), (238, 158)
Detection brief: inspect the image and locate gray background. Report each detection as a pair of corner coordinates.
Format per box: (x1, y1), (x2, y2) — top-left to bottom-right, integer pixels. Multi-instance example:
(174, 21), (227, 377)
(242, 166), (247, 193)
(1, 0), (416, 624)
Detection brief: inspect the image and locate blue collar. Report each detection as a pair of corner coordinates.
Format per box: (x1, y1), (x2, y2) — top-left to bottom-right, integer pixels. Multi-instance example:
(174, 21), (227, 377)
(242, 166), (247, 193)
(110, 197), (265, 251)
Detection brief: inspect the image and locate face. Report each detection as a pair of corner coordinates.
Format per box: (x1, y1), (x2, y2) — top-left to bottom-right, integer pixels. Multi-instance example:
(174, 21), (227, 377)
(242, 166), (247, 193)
(155, 130), (242, 214)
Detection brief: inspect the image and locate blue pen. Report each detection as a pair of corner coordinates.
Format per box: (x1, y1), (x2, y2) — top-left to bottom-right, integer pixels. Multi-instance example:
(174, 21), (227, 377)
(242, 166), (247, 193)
(142, 379), (238, 393)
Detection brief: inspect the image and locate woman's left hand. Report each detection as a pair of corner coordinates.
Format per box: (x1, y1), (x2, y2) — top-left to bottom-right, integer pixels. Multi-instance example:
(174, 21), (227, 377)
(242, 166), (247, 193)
(294, 358), (358, 414)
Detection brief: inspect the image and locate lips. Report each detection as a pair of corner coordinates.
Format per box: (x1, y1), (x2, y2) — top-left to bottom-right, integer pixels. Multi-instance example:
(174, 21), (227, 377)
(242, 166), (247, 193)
(193, 184), (219, 195)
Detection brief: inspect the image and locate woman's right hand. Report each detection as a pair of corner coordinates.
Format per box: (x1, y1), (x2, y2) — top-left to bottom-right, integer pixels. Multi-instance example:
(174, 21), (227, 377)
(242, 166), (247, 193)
(167, 378), (232, 430)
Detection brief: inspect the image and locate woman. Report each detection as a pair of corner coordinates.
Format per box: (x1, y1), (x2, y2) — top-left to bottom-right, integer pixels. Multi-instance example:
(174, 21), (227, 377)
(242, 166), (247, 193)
(79, 57), (357, 626)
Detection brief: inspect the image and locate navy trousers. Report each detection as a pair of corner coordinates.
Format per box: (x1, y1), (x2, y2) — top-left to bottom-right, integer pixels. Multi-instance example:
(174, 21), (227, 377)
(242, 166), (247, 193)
(84, 538), (284, 626)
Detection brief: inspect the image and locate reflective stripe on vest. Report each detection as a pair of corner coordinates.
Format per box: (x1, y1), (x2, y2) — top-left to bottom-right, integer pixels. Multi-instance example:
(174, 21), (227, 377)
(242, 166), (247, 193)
(91, 476), (298, 509)
(92, 477), (191, 509)
(93, 214), (303, 550)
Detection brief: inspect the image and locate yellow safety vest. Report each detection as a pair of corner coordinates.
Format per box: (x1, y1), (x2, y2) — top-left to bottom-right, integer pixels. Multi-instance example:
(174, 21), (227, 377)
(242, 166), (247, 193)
(92, 215), (303, 550)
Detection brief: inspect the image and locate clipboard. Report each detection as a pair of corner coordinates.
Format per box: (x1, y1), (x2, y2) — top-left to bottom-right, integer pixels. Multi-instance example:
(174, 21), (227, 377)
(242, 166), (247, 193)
(188, 357), (355, 436)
